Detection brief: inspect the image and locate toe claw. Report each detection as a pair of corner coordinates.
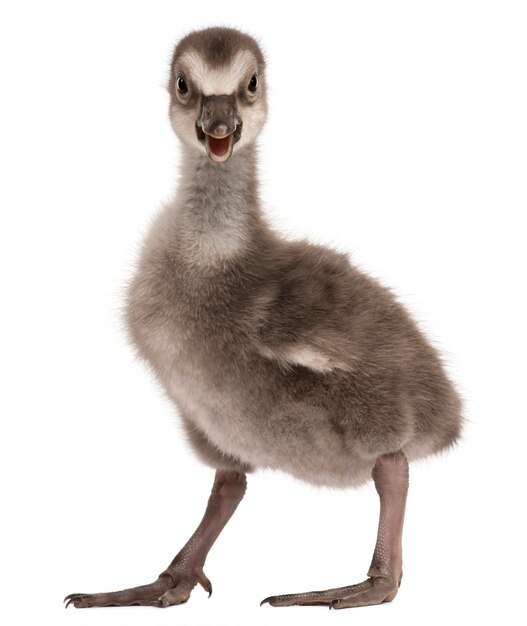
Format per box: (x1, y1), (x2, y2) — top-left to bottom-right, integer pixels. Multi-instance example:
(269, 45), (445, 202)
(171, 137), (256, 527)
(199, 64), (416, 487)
(64, 593), (88, 609)
(260, 595), (283, 607)
(196, 572), (213, 597)
(63, 593), (79, 602)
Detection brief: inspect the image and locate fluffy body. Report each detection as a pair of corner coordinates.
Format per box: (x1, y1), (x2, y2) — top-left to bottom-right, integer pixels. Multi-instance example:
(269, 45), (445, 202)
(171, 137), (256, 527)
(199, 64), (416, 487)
(127, 143), (462, 488)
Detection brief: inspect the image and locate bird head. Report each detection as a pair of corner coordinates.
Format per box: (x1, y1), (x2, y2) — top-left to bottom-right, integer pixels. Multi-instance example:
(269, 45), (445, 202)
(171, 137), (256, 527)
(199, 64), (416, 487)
(168, 27), (267, 163)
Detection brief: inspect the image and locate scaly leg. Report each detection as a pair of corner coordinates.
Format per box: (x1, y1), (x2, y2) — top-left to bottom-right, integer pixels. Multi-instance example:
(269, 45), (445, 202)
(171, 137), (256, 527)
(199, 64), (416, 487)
(261, 451), (409, 609)
(65, 469), (247, 608)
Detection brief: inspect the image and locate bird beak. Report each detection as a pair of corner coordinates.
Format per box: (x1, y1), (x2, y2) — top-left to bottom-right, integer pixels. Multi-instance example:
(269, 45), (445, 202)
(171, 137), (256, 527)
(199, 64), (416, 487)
(196, 95), (241, 163)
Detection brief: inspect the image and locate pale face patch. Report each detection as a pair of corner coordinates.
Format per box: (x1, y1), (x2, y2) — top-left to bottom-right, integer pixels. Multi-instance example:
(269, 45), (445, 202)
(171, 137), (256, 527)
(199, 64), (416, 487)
(178, 50), (256, 96)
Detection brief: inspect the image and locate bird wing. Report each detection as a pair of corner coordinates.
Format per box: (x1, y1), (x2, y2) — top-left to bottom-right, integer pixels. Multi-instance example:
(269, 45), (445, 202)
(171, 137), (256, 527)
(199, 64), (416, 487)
(252, 244), (360, 374)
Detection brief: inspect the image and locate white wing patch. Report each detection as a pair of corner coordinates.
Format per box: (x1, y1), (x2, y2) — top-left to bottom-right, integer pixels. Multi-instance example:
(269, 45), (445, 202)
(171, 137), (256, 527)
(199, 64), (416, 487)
(283, 345), (335, 372)
(260, 343), (352, 373)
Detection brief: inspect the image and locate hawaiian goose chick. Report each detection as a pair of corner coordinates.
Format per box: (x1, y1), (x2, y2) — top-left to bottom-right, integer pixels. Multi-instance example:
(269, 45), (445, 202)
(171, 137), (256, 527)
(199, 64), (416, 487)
(65, 27), (462, 611)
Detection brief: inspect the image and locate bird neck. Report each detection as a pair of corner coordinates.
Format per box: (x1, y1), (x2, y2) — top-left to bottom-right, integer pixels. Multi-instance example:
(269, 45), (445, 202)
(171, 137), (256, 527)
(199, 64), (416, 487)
(174, 144), (263, 266)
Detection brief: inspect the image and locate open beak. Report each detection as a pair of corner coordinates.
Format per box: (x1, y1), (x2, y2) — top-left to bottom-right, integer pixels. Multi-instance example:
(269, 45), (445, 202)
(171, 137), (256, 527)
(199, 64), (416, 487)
(196, 95), (241, 163)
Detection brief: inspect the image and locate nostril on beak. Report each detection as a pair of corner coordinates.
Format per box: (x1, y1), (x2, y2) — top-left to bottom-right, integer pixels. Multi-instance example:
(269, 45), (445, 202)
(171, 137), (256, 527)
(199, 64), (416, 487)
(210, 122), (229, 137)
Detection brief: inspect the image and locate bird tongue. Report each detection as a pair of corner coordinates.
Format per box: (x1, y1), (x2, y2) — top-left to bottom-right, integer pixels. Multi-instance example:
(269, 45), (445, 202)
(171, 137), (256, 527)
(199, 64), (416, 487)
(207, 135), (230, 156)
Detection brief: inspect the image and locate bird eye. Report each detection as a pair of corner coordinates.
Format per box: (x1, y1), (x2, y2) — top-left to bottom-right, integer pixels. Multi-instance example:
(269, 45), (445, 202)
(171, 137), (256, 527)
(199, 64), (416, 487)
(248, 74), (258, 93)
(177, 76), (188, 95)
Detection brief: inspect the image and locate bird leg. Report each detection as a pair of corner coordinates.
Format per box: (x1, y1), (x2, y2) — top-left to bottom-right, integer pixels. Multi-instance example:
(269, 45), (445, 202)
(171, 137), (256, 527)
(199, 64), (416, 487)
(65, 469), (247, 608)
(261, 451), (409, 609)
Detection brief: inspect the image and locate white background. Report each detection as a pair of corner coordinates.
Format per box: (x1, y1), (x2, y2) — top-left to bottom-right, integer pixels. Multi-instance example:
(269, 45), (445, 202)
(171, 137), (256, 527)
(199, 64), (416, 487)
(1, 1), (526, 625)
